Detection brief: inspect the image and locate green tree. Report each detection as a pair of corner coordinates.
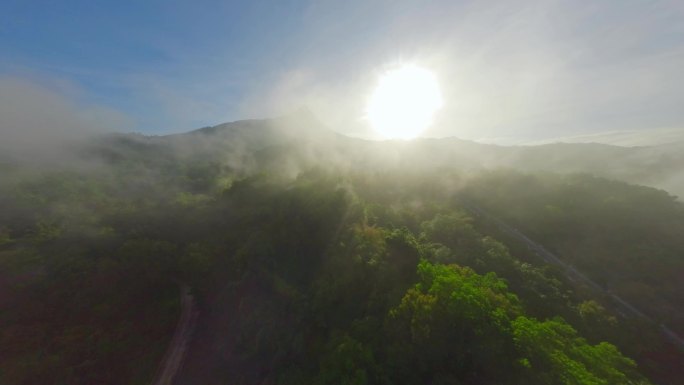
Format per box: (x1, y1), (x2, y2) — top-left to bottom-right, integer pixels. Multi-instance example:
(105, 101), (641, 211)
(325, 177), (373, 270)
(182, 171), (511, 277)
(385, 261), (521, 384)
(513, 316), (649, 385)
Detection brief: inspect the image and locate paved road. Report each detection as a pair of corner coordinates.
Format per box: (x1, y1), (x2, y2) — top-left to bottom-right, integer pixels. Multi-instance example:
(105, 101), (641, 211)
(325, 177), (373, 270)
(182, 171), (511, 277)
(461, 200), (684, 351)
(152, 284), (199, 385)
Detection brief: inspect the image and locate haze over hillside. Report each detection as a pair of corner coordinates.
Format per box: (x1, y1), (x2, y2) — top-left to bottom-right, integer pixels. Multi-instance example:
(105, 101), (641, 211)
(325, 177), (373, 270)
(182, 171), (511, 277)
(84, 112), (684, 200)
(3, 113), (684, 384)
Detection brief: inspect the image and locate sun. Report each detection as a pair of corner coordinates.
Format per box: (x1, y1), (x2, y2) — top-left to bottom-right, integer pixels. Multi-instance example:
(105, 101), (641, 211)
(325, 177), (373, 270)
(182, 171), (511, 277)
(366, 64), (443, 140)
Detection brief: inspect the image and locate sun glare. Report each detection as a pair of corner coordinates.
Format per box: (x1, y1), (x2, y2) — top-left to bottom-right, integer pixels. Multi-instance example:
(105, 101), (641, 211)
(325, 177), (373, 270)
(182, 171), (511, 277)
(366, 64), (443, 140)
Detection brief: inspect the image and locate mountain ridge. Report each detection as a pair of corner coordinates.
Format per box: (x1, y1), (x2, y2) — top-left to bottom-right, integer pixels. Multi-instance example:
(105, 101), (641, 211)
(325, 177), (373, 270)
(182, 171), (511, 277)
(90, 114), (684, 199)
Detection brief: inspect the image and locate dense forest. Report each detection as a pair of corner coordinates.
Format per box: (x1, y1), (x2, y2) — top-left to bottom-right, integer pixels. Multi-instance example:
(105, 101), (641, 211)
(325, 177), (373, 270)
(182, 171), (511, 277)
(1, 116), (683, 384)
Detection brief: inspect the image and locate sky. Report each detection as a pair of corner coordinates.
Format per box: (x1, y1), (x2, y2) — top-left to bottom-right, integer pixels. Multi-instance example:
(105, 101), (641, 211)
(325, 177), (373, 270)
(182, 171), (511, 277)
(1, 0), (683, 143)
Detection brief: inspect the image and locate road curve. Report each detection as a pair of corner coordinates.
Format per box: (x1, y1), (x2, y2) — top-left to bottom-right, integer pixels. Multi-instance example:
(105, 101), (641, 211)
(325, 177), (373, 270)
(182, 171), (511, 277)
(152, 284), (198, 385)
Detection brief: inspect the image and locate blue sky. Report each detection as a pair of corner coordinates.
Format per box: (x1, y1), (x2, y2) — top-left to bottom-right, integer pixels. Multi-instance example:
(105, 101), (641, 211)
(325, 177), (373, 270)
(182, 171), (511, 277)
(1, 1), (314, 131)
(1, 0), (683, 142)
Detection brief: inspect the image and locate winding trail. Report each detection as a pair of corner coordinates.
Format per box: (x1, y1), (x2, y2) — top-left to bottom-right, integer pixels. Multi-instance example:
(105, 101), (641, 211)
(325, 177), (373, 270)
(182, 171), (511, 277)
(461, 200), (684, 351)
(152, 284), (199, 385)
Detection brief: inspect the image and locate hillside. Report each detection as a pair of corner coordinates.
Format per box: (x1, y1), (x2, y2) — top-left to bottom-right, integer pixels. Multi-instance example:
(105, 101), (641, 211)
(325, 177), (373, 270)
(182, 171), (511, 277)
(1, 115), (683, 384)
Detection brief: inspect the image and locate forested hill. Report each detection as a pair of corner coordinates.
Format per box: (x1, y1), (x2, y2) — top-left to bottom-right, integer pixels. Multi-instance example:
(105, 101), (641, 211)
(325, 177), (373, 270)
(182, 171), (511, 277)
(1, 115), (683, 384)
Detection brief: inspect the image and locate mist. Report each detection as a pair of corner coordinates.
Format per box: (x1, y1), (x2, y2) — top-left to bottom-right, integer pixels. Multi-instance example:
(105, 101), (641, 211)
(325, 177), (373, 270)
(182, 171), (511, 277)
(0, 76), (129, 164)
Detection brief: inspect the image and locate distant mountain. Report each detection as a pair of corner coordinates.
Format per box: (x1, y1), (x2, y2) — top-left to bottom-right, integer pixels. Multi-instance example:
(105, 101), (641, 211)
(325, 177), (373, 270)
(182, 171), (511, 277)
(86, 112), (684, 199)
(529, 128), (684, 147)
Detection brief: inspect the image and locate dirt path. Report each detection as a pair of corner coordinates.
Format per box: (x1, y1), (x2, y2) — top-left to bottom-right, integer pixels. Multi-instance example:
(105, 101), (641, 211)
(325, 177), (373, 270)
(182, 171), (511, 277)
(152, 284), (198, 385)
